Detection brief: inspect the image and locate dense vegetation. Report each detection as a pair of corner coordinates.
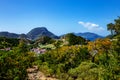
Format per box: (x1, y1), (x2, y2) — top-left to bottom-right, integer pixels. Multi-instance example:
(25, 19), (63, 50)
(0, 17), (120, 80)
(65, 33), (87, 45)
(0, 40), (36, 80)
(0, 37), (19, 49)
(35, 38), (120, 80)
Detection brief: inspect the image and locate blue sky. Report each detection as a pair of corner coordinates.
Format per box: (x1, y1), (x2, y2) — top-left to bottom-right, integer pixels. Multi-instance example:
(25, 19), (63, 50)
(0, 0), (120, 36)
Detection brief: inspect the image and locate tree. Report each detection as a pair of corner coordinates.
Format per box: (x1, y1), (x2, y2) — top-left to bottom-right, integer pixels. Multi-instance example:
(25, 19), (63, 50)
(68, 62), (101, 80)
(88, 38), (112, 62)
(0, 37), (19, 49)
(112, 35), (120, 55)
(14, 39), (29, 53)
(54, 40), (62, 54)
(114, 16), (120, 34)
(107, 17), (120, 35)
(54, 40), (62, 49)
(107, 23), (115, 36)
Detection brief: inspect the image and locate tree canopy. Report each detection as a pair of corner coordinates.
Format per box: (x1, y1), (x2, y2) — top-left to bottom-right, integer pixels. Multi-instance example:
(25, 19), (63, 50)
(107, 17), (120, 36)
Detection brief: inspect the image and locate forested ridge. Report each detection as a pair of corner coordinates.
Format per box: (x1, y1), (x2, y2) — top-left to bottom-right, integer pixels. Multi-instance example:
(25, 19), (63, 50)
(0, 17), (120, 80)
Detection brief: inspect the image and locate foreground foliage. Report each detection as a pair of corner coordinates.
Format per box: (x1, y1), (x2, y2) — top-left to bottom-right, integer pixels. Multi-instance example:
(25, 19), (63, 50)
(0, 36), (120, 80)
(35, 46), (89, 79)
(0, 41), (36, 80)
(36, 42), (120, 80)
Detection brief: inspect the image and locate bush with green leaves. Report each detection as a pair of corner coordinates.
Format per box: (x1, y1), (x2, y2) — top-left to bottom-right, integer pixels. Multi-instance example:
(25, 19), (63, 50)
(0, 41), (36, 80)
(37, 45), (89, 79)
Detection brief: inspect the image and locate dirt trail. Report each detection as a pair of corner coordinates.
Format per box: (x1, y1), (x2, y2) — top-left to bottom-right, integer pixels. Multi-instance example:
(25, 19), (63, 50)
(27, 66), (57, 80)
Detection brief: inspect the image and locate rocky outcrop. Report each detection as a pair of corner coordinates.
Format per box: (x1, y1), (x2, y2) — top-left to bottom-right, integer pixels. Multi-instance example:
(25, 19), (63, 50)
(27, 66), (57, 80)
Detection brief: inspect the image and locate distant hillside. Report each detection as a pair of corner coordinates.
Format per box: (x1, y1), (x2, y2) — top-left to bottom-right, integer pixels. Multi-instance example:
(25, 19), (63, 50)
(75, 32), (104, 41)
(27, 27), (58, 40)
(0, 27), (58, 40)
(0, 28), (103, 41)
(0, 32), (19, 38)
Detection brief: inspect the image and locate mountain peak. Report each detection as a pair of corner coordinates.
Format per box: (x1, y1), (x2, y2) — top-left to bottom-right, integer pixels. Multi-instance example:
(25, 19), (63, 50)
(27, 27), (58, 40)
(31, 27), (48, 32)
(34, 27), (47, 29)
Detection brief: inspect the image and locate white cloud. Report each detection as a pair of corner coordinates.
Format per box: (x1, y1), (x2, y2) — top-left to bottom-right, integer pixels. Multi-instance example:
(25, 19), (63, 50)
(78, 21), (104, 31)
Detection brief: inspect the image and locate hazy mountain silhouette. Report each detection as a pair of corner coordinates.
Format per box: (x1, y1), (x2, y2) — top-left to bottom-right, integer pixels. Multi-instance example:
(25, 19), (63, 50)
(75, 32), (104, 41)
(0, 32), (19, 38)
(0, 27), (103, 40)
